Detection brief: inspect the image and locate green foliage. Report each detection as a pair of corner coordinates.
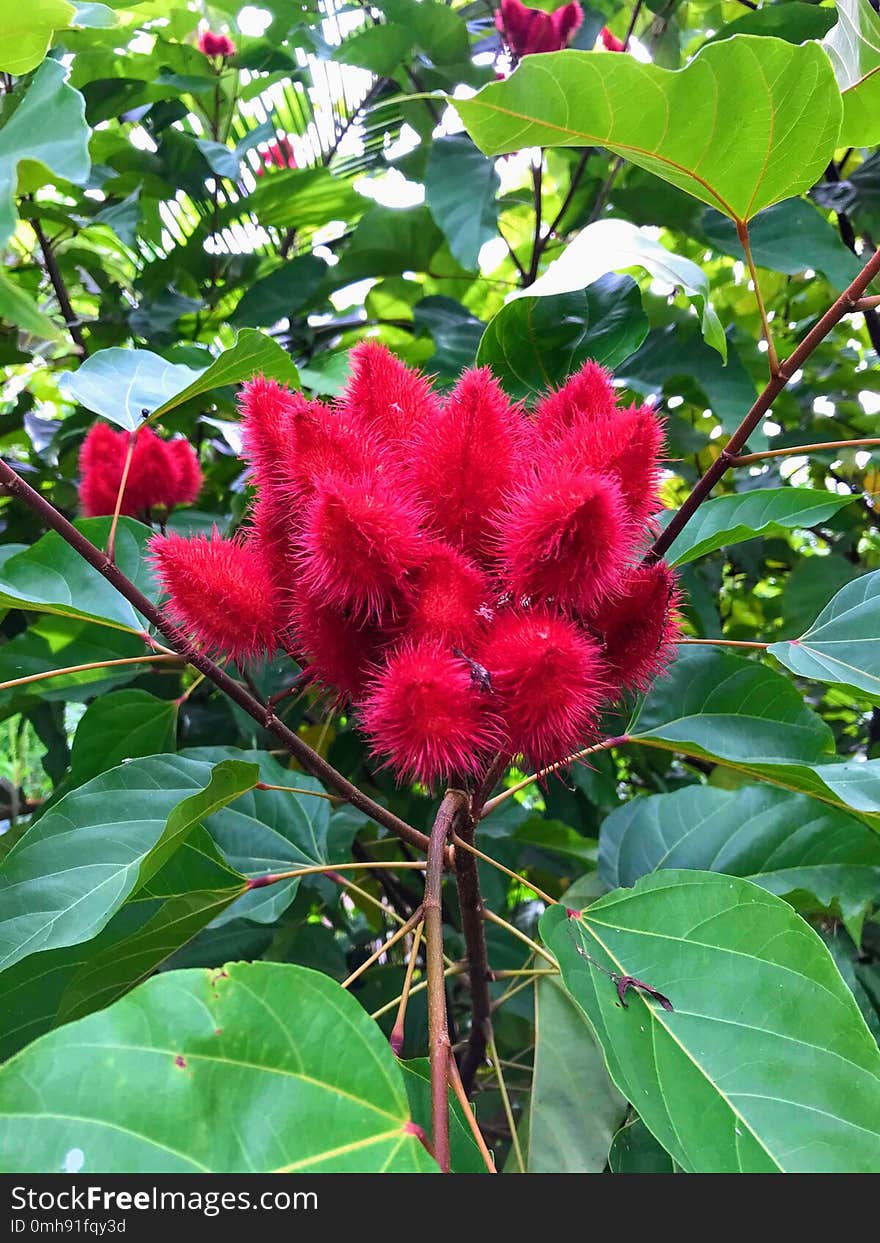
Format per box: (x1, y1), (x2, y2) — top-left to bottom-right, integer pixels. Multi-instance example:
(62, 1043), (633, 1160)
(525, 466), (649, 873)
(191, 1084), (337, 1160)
(1, 0), (880, 1177)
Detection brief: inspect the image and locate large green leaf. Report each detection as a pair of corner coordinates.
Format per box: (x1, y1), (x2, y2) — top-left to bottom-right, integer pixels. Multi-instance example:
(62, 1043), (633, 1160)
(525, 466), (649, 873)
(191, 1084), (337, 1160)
(608, 1118), (676, 1173)
(0, 59), (90, 246)
(454, 37), (842, 224)
(0, 756), (255, 975)
(630, 647), (880, 829)
(824, 0), (880, 147)
(0, 269), (65, 344)
(60, 331), (299, 430)
(0, 963), (436, 1172)
(0, 0), (75, 75)
(243, 166), (363, 233)
(661, 488), (854, 566)
(476, 274), (647, 401)
(770, 570), (880, 699)
(66, 689), (178, 787)
(527, 977), (626, 1172)
(542, 872), (880, 1172)
(0, 517), (156, 632)
(231, 255), (327, 328)
(523, 218), (725, 358)
(425, 136), (500, 271)
(599, 783), (880, 942)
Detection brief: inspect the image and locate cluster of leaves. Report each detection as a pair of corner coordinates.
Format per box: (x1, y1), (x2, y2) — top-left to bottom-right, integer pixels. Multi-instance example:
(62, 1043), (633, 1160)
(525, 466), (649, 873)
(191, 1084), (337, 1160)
(0, 0), (880, 1175)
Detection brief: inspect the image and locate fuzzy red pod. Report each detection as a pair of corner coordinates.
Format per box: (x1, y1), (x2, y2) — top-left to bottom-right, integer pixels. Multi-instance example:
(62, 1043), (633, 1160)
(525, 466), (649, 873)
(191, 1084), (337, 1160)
(300, 472), (424, 620)
(198, 30), (236, 58)
(559, 402), (665, 532)
(588, 561), (681, 693)
(239, 377), (304, 584)
(477, 607), (609, 768)
(599, 25), (625, 51)
(410, 367), (531, 562)
(339, 340), (441, 445)
(496, 0), (583, 56)
(150, 530), (281, 661)
(78, 423), (131, 517)
(403, 541), (492, 647)
(292, 591), (392, 704)
(165, 438), (203, 505)
(496, 459), (632, 609)
(123, 426), (176, 514)
(360, 639), (502, 785)
(533, 361), (618, 442)
(292, 401), (386, 496)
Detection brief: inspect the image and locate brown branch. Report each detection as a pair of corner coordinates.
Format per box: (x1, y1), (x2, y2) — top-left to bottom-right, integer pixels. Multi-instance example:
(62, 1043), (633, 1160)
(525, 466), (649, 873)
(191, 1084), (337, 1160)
(425, 789), (467, 1173)
(524, 153), (543, 287)
(647, 244), (880, 563)
(0, 457), (431, 856)
(454, 809), (493, 1094)
(31, 215), (87, 356)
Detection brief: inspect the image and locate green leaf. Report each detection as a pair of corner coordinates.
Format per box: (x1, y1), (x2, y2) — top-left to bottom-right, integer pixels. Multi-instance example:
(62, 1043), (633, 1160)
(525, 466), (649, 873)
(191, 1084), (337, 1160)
(0, 962), (437, 1172)
(476, 274), (647, 401)
(193, 138), (240, 181)
(527, 977), (626, 1172)
(706, 2), (837, 47)
(67, 689), (178, 787)
(523, 218), (725, 359)
(660, 489), (855, 566)
(244, 166), (363, 233)
(631, 647), (880, 829)
(608, 1118), (676, 1172)
(701, 199), (865, 293)
(0, 756), (255, 974)
(398, 1058), (485, 1173)
(334, 23), (412, 74)
(425, 136), (500, 271)
(824, 0), (880, 147)
(770, 569), (880, 699)
(0, 59), (91, 246)
(454, 37), (842, 224)
(0, 268), (65, 343)
(0, 0), (75, 76)
(0, 516), (156, 632)
(231, 255), (327, 328)
(60, 331), (299, 428)
(413, 296), (484, 378)
(780, 554), (859, 637)
(330, 204), (445, 287)
(599, 783), (880, 943)
(542, 873), (880, 1172)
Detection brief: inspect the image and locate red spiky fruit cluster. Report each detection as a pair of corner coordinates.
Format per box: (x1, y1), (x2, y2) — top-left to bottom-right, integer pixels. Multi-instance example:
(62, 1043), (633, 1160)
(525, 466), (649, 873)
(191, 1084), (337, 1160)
(78, 423), (202, 519)
(150, 345), (681, 783)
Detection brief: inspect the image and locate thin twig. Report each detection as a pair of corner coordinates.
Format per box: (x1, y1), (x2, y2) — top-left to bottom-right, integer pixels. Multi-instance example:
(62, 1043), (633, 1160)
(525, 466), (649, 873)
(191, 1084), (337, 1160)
(341, 906), (424, 990)
(647, 244), (880, 563)
(31, 214), (87, 355)
(390, 921), (423, 1056)
(481, 734), (629, 816)
(730, 437), (880, 465)
(447, 1056), (497, 1173)
(0, 458), (433, 856)
(0, 652), (181, 694)
(524, 152), (543, 287)
(487, 1024), (524, 1172)
(481, 907), (558, 968)
(106, 430), (138, 564)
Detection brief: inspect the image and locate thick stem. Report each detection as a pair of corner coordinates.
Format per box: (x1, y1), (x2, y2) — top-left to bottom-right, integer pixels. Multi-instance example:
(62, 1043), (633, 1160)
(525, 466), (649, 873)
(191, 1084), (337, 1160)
(647, 244), (880, 564)
(425, 790), (467, 1173)
(31, 215), (87, 356)
(0, 458), (432, 856)
(454, 813), (493, 1094)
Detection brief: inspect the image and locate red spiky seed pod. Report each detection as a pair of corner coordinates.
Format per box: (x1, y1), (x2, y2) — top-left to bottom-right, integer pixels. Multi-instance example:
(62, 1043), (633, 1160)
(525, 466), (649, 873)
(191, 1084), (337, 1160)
(560, 402), (665, 531)
(533, 360), (618, 441)
(239, 377), (303, 586)
(496, 460), (631, 610)
(360, 639), (501, 785)
(150, 530), (281, 661)
(79, 423), (201, 518)
(403, 541), (492, 647)
(410, 367), (531, 562)
(588, 560), (681, 693)
(79, 423), (130, 518)
(340, 340), (441, 445)
(477, 608), (609, 768)
(165, 438), (203, 506)
(292, 591), (392, 704)
(300, 473), (424, 620)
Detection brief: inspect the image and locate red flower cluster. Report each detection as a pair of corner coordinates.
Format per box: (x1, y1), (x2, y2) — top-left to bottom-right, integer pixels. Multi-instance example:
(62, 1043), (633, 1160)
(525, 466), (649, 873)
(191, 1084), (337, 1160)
(79, 423), (202, 519)
(198, 30), (236, 59)
(150, 347), (680, 784)
(599, 26), (625, 52)
(255, 136), (298, 176)
(496, 0), (583, 58)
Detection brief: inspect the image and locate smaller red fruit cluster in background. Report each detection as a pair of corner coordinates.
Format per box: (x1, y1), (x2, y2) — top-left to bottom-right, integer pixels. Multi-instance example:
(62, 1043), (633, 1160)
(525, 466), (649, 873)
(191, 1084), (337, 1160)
(496, 0), (584, 57)
(78, 423), (202, 519)
(255, 136), (298, 176)
(149, 347), (681, 786)
(197, 30), (236, 59)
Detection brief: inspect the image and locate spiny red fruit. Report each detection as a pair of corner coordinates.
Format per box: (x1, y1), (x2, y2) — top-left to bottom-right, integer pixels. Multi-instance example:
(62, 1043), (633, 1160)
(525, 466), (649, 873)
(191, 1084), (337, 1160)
(559, 402), (664, 531)
(198, 30), (236, 57)
(292, 591), (391, 703)
(78, 423), (202, 518)
(478, 609), (608, 767)
(300, 473), (424, 619)
(588, 561), (681, 692)
(410, 367), (530, 561)
(360, 640), (501, 785)
(341, 340), (440, 444)
(151, 530), (281, 661)
(239, 377), (301, 586)
(533, 361), (617, 442)
(497, 460), (630, 609)
(404, 542), (492, 646)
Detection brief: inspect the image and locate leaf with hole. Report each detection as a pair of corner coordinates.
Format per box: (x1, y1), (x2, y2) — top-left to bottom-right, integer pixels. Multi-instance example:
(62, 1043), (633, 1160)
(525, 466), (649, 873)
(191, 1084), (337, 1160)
(542, 872), (880, 1172)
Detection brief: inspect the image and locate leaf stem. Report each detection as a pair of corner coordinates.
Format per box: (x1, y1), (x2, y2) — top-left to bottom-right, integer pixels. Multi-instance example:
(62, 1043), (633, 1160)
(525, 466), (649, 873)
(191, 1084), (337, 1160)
(730, 437), (880, 465)
(487, 1024), (524, 1171)
(0, 652), (181, 694)
(736, 219), (778, 375)
(255, 782), (341, 802)
(647, 243), (880, 563)
(246, 859), (427, 890)
(481, 734), (630, 816)
(678, 638), (768, 650)
(481, 907), (558, 968)
(451, 832), (557, 908)
(447, 1055), (497, 1173)
(390, 920), (423, 1056)
(106, 429), (138, 564)
(341, 906), (424, 990)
